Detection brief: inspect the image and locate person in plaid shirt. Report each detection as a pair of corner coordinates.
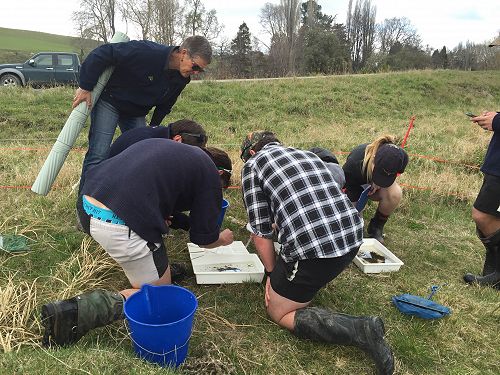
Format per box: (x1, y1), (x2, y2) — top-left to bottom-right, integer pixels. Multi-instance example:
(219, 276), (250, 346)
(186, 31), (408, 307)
(240, 131), (394, 375)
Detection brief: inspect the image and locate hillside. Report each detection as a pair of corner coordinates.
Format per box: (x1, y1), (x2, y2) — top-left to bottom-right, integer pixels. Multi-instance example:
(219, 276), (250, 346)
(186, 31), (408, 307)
(0, 27), (99, 63)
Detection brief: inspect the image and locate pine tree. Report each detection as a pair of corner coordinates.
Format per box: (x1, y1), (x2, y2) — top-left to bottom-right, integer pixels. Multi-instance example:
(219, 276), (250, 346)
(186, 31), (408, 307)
(440, 46), (448, 69)
(230, 22), (252, 78)
(431, 49), (442, 68)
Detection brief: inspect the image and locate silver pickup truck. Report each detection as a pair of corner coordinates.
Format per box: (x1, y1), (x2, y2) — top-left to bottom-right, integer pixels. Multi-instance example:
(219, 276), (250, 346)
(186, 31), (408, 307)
(0, 52), (80, 87)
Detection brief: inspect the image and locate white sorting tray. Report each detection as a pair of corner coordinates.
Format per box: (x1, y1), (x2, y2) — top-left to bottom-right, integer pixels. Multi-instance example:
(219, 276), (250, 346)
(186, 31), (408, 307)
(187, 241), (264, 284)
(353, 238), (404, 273)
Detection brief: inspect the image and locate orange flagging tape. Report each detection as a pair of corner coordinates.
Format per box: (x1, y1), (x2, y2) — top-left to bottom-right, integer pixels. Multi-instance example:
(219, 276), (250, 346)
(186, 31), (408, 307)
(398, 183), (470, 199)
(0, 183), (471, 201)
(0, 147), (87, 152)
(407, 153), (480, 169)
(0, 146), (480, 170)
(401, 115), (416, 149)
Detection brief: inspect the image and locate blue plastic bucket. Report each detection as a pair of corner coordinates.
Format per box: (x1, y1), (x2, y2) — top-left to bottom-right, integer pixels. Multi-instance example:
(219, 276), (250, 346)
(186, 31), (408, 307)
(217, 198), (230, 226)
(124, 284), (198, 367)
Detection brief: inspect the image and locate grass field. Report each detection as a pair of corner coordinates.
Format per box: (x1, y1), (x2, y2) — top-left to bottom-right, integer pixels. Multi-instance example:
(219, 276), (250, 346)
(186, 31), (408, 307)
(0, 70), (499, 374)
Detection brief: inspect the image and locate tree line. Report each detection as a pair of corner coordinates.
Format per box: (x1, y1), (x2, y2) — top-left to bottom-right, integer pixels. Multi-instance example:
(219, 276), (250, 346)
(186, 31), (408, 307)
(72, 0), (500, 79)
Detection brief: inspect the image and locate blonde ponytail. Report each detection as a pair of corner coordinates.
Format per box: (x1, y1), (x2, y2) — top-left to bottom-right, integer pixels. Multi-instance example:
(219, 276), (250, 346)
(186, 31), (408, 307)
(362, 135), (396, 182)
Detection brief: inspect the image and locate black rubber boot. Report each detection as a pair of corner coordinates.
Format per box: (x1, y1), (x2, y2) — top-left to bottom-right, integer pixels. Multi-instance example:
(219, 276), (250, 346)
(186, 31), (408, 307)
(170, 262), (189, 283)
(463, 270), (500, 289)
(464, 249), (500, 289)
(478, 228), (500, 276)
(41, 289), (124, 347)
(482, 249), (497, 276)
(464, 229), (500, 289)
(293, 307), (394, 375)
(367, 210), (389, 244)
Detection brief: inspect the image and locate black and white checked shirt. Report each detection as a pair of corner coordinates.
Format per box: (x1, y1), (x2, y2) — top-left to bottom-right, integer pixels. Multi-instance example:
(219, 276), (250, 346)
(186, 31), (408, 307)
(242, 143), (364, 263)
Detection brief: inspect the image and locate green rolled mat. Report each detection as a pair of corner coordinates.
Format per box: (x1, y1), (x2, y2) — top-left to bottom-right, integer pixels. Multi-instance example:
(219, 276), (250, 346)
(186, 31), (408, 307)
(0, 235), (30, 253)
(31, 31), (130, 196)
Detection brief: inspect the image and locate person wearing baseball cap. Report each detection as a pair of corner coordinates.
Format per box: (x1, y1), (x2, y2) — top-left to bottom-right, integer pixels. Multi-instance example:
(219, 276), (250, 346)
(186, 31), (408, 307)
(343, 135), (409, 244)
(463, 36), (500, 289)
(240, 131), (394, 374)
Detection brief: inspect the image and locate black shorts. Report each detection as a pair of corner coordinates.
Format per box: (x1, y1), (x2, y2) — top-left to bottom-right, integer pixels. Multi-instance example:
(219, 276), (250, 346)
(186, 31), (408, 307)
(269, 247), (358, 303)
(473, 173), (500, 218)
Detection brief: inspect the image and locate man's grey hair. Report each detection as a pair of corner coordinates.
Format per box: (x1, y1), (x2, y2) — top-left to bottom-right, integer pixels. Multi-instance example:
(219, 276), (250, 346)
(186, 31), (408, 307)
(488, 36), (500, 47)
(180, 35), (212, 64)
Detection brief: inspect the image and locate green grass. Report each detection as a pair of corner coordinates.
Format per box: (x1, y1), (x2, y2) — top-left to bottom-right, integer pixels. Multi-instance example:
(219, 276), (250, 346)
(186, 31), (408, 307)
(0, 27), (80, 52)
(0, 70), (500, 374)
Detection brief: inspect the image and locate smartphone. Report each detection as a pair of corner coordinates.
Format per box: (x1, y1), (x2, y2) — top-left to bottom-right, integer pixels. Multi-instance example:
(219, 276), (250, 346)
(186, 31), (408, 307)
(465, 112), (477, 118)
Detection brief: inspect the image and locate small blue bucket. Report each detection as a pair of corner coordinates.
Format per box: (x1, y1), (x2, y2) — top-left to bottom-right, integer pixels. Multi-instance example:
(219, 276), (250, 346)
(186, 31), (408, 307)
(217, 198), (230, 226)
(124, 284), (198, 367)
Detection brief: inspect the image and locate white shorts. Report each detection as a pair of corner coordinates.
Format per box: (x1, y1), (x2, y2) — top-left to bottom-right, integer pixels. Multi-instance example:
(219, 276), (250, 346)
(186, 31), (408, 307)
(89, 217), (168, 288)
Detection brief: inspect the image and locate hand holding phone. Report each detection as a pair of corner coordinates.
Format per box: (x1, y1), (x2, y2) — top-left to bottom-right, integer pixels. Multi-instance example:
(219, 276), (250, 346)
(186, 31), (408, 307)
(465, 112), (477, 118)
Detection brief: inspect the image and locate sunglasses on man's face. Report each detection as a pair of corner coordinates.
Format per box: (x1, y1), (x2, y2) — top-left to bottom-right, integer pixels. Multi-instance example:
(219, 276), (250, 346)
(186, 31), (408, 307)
(190, 58), (205, 73)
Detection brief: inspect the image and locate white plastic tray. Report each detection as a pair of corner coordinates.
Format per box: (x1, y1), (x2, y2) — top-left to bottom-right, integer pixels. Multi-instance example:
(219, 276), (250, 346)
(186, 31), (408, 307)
(187, 241), (264, 284)
(353, 238), (404, 273)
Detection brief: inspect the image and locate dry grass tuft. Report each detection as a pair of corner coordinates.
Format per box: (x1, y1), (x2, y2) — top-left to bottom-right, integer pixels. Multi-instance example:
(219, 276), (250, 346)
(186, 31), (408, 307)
(51, 237), (120, 299)
(181, 340), (237, 375)
(0, 238), (121, 353)
(0, 273), (41, 352)
(196, 305), (254, 334)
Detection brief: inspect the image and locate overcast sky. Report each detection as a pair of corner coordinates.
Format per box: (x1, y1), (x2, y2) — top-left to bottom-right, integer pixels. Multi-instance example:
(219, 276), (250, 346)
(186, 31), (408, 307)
(1, 0), (499, 50)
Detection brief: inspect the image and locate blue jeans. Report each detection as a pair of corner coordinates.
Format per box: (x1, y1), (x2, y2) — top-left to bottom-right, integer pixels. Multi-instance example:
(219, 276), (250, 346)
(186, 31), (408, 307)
(79, 99), (146, 193)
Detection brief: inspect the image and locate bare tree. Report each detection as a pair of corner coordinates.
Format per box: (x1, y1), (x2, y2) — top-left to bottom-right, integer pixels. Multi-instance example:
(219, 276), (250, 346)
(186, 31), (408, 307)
(120, 0), (153, 40)
(183, 0), (223, 42)
(378, 17), (421, 53)
(202, 9), (223, 40)
(151, 0), (182, 45)
(346, 0), (353, 42)
(260, 2), (286, 37)
(72, 0), (117, 43)
(283, 0), (301, 71)
(259, 1), (301, 74)
(450, 40), (499, 71)
(184, 0), (202, 36)
(72, 21), (102, 61)
(346, 0), (376, 71)
(360, 0), (376, 67)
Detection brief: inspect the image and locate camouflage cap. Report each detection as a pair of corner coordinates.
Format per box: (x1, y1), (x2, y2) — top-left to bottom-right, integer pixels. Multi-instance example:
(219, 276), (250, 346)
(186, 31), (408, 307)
(240, 131), (276, 162)
(489, 36), (500, 47)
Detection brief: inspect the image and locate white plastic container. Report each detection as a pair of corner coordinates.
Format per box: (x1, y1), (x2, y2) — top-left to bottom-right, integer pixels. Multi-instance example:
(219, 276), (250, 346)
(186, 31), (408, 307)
(353, 238), (404, 273)
(187, 241), (264, 284)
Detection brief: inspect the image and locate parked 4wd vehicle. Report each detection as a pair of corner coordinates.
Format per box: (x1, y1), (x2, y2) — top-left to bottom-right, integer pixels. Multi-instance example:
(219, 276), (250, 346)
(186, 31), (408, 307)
(0, 52), (80, 87)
